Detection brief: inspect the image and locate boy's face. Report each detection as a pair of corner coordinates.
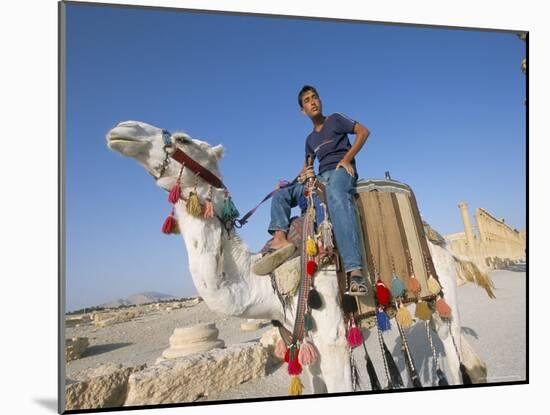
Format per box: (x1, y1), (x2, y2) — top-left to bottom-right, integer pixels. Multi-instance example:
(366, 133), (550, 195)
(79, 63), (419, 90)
(300, 90), (322, 118)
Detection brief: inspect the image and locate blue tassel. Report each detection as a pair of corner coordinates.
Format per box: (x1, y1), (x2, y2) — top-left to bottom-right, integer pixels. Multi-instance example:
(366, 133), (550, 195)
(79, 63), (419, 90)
(390, 274), (406, 298)
(221, 196), (240, 222)
(377, 308), (391, 331)
(298, 195), (308, 211)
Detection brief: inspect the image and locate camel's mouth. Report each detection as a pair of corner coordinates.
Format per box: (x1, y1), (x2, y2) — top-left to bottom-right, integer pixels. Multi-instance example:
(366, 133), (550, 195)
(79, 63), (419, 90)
(107, 135), (138, 144)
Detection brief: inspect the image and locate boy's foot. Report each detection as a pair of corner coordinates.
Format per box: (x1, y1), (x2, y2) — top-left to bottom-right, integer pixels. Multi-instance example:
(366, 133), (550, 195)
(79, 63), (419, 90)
(252, 242), (296, 276)
(347, 275), (368, 296)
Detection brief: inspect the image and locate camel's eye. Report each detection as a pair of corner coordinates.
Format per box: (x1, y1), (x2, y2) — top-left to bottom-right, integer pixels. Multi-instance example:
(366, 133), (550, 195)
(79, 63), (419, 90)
(173, 135), (191, 145)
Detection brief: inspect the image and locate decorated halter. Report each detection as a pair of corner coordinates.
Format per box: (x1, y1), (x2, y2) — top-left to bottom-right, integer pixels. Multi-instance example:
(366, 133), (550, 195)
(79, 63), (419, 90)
(157, 130), (240, 233)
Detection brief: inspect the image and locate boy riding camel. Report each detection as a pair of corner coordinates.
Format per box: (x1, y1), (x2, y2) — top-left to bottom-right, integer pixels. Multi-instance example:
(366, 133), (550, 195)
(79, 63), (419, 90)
(253, 85), (371, 295)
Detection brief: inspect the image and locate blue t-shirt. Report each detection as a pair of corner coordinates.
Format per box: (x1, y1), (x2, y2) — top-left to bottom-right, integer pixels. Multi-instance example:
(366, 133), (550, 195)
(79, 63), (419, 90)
(305, 112), (357, 175)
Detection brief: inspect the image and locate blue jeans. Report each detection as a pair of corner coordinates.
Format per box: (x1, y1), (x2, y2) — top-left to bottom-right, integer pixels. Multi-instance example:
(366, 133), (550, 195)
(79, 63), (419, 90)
(268, 168), (363, 273)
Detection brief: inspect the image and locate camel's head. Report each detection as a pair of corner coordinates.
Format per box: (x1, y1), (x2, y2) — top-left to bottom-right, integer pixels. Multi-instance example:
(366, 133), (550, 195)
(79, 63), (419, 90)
(106, 120), (224, 190)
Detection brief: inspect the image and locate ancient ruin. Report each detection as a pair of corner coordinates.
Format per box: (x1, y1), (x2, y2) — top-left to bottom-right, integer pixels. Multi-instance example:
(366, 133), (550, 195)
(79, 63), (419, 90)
(66, 337), (89, 362)
(445, 202), (526, 268)
(160, 323), (225, 361)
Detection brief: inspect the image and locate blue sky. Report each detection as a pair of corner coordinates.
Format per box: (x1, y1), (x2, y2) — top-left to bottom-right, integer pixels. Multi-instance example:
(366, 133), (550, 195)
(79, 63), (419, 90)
(64, 3), (526, 311)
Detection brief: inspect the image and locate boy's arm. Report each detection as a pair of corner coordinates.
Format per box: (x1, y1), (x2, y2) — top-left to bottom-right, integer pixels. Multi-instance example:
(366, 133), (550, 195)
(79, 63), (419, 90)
(336, 122), (370, 176)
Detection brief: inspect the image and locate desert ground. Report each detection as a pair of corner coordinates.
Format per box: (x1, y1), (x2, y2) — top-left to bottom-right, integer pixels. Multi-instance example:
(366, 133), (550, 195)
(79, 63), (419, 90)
(65, 267), (526, 403)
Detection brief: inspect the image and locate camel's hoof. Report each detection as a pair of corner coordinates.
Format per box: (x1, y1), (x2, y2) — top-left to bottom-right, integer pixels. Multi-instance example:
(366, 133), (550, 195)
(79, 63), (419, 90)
(252, 244), (296, 275)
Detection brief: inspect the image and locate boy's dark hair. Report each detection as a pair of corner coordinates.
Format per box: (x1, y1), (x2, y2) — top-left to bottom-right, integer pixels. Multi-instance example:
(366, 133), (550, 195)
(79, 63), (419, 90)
(298, 85), (319, 108)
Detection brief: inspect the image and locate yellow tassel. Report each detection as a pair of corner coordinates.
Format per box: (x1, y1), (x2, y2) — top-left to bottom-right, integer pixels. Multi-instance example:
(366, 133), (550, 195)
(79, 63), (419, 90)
(288, 375), (303, 396)
(427, 273), (441, 295)
(415, 300), (432, 321)
(186, 192), (203, 217)
(170, 220), (180, 234)
(306, 237), (317, 257)
(396, 302), (414, 328)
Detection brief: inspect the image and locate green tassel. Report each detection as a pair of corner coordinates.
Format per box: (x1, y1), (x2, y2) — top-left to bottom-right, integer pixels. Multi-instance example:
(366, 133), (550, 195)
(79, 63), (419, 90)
(304, 313), (314, 332)
(221, 196), (240, 222)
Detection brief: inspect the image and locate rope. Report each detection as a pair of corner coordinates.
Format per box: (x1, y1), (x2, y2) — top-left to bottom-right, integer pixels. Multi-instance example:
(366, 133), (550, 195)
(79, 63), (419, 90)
(425, 321), (440, 380)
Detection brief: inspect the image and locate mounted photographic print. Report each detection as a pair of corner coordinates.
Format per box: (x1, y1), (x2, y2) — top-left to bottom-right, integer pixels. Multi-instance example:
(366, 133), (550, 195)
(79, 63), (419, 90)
(59, 1), (528, 413)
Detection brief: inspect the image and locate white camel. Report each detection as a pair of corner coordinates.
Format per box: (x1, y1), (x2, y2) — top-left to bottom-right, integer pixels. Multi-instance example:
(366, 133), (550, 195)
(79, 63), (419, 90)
(106, 120), (488, 393)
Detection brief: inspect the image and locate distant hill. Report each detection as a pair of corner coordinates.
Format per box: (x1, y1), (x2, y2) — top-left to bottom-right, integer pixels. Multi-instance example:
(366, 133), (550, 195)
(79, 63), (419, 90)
(100, 292), (178, 308)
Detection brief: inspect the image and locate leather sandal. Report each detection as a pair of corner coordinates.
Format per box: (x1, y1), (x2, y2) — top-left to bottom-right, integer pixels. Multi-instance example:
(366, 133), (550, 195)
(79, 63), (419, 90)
(347, 275), (368, 296)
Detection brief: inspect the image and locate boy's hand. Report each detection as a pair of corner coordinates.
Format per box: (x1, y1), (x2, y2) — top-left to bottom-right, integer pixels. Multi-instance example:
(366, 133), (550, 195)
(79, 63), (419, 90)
(298, 166), (315, 183)
(336, 160), (355, 177)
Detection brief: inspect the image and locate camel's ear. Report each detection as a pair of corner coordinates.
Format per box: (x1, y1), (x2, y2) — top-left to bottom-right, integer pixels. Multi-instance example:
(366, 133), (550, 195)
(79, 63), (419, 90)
(211, 144), (224, 160)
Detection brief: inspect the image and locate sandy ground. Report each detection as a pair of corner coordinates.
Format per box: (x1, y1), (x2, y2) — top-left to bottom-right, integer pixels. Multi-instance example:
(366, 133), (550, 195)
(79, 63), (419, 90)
(65, 268), (526, 401)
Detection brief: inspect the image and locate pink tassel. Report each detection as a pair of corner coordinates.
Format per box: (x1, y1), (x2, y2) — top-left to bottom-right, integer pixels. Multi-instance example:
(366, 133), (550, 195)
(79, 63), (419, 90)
(162, 210), (177, 234)
(436, 296), (452, 319)
(346, 321), (364, 348)
(298, 338), (319, 366)
(274, 339), (287, 360)
(168, 182), (181, 204)
(203, 199), (215, 219)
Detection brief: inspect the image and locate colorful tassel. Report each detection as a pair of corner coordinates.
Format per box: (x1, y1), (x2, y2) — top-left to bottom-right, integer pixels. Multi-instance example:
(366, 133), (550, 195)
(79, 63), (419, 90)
(396, 302), (413, 328)
(221, 194), (239, 223)
(376, 307), (391, 331)
(342, 294), (358, 314)
(415, 300), (432, 321)
(304, 313), (314, 332)
(306, 237), (317, 256)
(347, 320), (364, 348)
(168, 182), (181, 204)
(308, 288), (322, 310)
(162, 210), (177, 234)
(318, 204), (334, 249)
(306, 260), (317, 276)
(390, 274), (406, 298)
(298, 338), (319, 366)
(288, 375), (303, 396)
(202, 198), (215, 219)
(186, 191), (203, 217)
(427, 273), (441, 295)
(376, 279), (391, 306)
(436, 296), (452, 319)
(274, 339), (287, 360)
(407, 273), (422, 296)
(287, 346), (302, 375)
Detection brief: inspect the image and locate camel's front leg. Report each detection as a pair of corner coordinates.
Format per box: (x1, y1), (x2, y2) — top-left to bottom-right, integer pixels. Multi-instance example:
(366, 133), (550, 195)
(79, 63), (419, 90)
(309, 271), (353, 393)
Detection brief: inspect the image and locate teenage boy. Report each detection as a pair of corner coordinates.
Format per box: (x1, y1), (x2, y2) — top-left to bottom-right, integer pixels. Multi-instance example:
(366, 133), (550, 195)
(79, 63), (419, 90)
(254, 85), (370, 295)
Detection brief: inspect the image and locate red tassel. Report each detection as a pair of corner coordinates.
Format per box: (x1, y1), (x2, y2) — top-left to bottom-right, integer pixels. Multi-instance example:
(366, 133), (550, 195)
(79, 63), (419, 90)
(407, 273), (421, 296)
(162, 211), (177, 234)
(306, 260), (317, 276)
(288, 347), (302, 375)
(347, 321), (364, 348)
(436, 296), (452, 319)
(376, 279), (391, 306)
(284, 347), (290, 363)
(168, 182), (181, 204)
(274, 339), (287, 360)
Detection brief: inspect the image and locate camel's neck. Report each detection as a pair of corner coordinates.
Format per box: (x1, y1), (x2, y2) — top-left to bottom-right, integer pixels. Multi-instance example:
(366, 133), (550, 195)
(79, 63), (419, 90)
(174, 190), (282, 319)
